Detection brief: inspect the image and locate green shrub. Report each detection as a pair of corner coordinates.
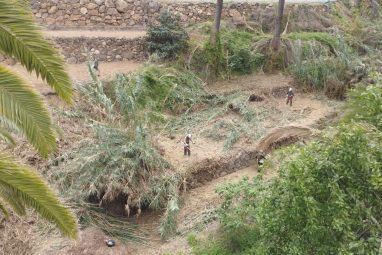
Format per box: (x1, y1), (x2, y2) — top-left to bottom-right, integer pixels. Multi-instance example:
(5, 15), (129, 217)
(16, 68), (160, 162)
(344, 85), (382, 130)
(194, 123), (382, 255)
(146, 11), (189, 59)
(190, 30), (264, 78)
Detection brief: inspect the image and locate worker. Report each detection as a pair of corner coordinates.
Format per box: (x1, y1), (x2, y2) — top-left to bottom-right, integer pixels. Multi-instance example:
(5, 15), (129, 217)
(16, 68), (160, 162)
(257, 152), (266, 167)
(286, 87), (294, 106)
(183, 134), (194, 156)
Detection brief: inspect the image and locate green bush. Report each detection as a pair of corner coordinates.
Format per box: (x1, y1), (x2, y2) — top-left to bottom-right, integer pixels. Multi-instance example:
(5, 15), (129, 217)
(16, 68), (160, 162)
(190, 30), (264, 77)
(146, 11), (189, 59)
(345, 85), (382, 130)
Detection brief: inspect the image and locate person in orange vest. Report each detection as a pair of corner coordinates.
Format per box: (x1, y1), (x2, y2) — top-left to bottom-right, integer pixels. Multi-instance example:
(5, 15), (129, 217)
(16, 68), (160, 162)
(286, 87), (294, 106)
(183, 134), (194, 156)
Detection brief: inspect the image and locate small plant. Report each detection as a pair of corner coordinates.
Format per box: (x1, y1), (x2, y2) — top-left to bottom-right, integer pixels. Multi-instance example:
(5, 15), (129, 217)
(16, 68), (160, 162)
(146, 11), (189, 60)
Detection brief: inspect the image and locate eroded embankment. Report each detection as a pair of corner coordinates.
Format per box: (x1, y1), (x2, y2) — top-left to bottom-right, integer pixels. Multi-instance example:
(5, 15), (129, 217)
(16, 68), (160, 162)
(185, 125), (312, 190)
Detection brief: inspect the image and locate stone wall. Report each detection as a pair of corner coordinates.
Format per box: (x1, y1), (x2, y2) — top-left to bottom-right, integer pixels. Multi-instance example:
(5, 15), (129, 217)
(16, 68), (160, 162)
(52, 36), (146, 63)
(32, 0), (333, 31)
(32, 0), (261, 28)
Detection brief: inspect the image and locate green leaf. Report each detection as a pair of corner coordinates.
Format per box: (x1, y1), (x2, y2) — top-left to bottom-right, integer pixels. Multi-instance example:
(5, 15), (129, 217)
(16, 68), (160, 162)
(0, 153), (78, 238)
(0, 0), (73, 103)
(0, 65), (56, 157)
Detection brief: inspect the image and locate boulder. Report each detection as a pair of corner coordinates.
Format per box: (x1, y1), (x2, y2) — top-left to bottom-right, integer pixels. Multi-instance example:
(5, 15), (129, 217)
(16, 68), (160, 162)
(87, 3), (98, 9)
(48, 6), (58, 14)
(80, 7), (88, 15)
(95, 0), (105, 5)
(116, 0), (128, 12)
(105, 0), (115, 8)
(107, 7), (118, 15)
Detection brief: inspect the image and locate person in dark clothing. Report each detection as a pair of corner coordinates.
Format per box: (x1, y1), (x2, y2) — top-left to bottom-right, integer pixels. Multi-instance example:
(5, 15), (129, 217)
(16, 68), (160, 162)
(257, 152), (266, 172)
(183, 134), (193, 156)
(286, 87), (294, 106)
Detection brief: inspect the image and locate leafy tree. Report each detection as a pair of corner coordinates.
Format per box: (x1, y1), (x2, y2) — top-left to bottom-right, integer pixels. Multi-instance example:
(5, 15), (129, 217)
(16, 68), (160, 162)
(0, 0), (77, 238)
(146, 11), (189, 59)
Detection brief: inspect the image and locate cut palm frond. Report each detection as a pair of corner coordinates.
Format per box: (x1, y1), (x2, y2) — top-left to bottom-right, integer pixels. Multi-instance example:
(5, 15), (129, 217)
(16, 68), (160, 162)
(0, 0), (72, 103)
(0, 200), (9, 218)
(0, 153), (78, 238)
(0, 126), (15, 146)
(0, 65), (56, 157)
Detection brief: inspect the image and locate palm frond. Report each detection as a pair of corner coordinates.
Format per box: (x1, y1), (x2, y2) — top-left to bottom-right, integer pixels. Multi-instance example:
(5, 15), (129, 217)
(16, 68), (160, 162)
(0, 200), (9, 218)
(0, 153), (78, 238)
(0, 65), (56, 157)
(0, 186), (26, 215)
(0, 126), (15, 146)
(0, 0), (72, 103)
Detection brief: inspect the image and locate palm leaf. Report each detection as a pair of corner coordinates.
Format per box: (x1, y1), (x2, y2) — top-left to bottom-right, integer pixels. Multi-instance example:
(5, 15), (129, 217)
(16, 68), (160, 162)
(0, 0), (72, 103)
(0, 200), (9, 218)
(0, 126), (15, 146)
(0, 153), (78, 238)
(0, 186), (26, 215)
(0, 65), (56, 157)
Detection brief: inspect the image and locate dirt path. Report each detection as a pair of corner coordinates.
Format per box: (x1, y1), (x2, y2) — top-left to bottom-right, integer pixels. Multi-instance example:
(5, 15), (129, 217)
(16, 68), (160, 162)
(44, 30), (146, 39)
(6, 61), (141, 96)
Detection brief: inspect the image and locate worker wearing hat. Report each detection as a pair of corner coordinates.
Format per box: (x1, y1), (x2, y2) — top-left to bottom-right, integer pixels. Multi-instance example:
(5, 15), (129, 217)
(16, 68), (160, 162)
(286, 87), (294, 106)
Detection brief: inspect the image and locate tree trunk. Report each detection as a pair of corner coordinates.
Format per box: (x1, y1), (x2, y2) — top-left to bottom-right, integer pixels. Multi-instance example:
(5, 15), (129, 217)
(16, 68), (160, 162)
(210, 0), (223, 44)
(271, 0), (285, 51)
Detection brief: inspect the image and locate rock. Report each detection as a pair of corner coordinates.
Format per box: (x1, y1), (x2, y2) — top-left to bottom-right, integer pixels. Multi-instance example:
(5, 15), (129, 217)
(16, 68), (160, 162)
(116, 54), (122, 59)
(105, 0), (115, 8)
(80, 0), (89, 4)
(107, 7), (118, 15)
(87, 3), (98, 9)
(48, 6), (58, 14)
(220, 171), (227, 177)
(99, 6), (106, 13)
(80, 7), (88, 15)
(35, 13), (42, 18)
(115, 0), (128, 12)
(95, 0), (105, 5)
(66, 57), (77, 64)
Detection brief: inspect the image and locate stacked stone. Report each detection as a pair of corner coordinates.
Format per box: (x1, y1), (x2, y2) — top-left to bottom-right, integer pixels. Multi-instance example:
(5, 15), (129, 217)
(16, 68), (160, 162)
(54, 36), (146, 64)
(31, 0), (262, 28)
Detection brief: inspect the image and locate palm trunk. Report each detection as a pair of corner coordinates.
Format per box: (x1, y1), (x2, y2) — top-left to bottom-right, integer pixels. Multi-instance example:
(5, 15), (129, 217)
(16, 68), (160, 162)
(271, 0), (285, 51)
(211, 0), (223, 44)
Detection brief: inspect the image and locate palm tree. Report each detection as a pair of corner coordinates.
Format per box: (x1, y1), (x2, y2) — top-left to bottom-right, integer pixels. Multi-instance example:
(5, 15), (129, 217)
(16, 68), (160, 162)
(271, 0), (285, 51)
(0, 0), (77, 238)
(211, 0), (223, 44)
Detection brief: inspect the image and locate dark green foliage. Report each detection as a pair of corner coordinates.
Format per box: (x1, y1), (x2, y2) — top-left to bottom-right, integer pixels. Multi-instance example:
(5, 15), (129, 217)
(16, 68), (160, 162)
(289, 35), (362, 97)
(115, 66), (207, 122)
(190, 30), (264, 78)
(221, 31), (265, 74)
(146, 11), (189, 59)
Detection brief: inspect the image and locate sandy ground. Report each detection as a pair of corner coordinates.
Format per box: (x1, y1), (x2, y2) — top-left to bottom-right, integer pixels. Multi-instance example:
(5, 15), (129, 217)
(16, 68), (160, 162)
(6, 61), (141, 97)
(44, 30), (146, 39)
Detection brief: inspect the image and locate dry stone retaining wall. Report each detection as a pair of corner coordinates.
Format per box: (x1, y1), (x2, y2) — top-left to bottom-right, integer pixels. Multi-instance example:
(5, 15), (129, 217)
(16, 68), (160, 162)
(32, 0), (332, 30)
(53, 36), (146, 63)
